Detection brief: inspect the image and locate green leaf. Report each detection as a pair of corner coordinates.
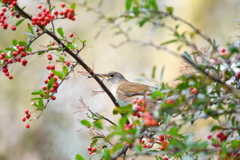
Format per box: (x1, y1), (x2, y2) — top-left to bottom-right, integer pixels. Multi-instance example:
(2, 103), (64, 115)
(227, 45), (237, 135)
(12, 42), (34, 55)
(166, 6), (174, 15)
(39, 89), (46, 97)
(57, 27), (64, 38)
(90, 138), (98, 147)
(139, 18), (149, 27)
(52, 70), (65, 78)
(94, 120), (103, 129)
(132, 6), (139, 16)
(183, 51), (192, 61)
(75, 154), (85, 160)
(160, 66), (165, 81)
(151, 91), (164, 100)
(154, 156), (161, 160)
(12, 39), (18, 46)
(16, 19), (25, 26)
(70, 3), (76, 10)
(31, 91), (41, 95)
(149, 0), (158, 11)
(27, 23), (34, 34)
(125, 0), (133, 11)
(151, 65), (156, 78)
(31, 97), (44, 101)
(62, 66), (68, 75)
(161, 39), (178, 46)
(228, 45), (239, 54)
(80, 119), (92, 128)
(37, 51), (45, 55)
(169, 127), (179, 135)
(19, 41), (27, 46)
(47, 77), (54, 90)
(50, 6), (55, 12)
(119, 116), (127, 128)
(211, 126), (222, 132)
(38, 98), (44, 108)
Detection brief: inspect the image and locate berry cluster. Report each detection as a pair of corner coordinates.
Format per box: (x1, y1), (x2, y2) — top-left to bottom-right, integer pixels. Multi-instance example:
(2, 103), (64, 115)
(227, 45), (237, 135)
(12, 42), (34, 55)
(138, 138), (153, 148)
(143, 112), (158, 126)
(42, 64), (59, 100)
(132, 98), (146, 118)
(208, 132), (229, 148)
(124, 123), (133, 130)
(0, 0), (20, 30)
(207, 132), (240, 159)
(1, 44), (29, 79)
(31, 3), (75, 27)
(87, 146), (97, 155)
(21, 109), (31, 128)
(138, 134), (170, 150)
(189, 86), (197, 94)
(158, 135), (169, 150)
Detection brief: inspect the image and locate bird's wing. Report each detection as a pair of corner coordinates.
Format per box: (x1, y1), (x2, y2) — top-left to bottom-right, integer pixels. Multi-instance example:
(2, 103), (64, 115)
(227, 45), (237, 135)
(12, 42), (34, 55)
(118, 82), (153, 96)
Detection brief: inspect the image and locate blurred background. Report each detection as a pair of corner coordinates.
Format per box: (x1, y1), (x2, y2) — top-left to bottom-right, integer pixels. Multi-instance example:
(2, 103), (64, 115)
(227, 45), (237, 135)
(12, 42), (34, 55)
(0, 0), (240, 159)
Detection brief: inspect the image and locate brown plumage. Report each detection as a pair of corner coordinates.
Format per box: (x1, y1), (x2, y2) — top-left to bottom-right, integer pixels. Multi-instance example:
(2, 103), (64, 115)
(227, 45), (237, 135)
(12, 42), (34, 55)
(96, 71), (157, 105)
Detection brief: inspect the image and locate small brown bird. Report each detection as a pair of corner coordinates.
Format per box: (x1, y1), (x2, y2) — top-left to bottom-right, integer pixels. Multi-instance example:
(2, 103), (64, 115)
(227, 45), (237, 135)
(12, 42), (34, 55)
(96, 71), (157, 105)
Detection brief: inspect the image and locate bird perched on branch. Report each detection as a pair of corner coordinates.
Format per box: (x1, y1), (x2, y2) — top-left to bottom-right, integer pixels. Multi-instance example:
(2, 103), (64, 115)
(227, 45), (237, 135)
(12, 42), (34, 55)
(96, 71), (158, 106)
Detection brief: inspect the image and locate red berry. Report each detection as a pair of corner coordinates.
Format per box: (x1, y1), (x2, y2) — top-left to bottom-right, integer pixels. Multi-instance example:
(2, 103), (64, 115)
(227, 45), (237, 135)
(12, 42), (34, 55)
(53, 82), (58, 88)
(22, 117), (26, 122)
(50, 88), (55, 93)
(51, 42), (55, 46)
(61, 3), (66, 8)
(2, 68), (8, 73)
(47, 54), (52, 60)
(87, 147), (92, 151)
(159, 135), (165, 142)
(92, 148), (97, 152)
(21, 52), (27, 57)
(46, 65), (51, 70)
(12, 52), (18, 56)
(220, 48), (226, 53)
(37, 4), (42, 9)
(44, 79), (49, 84)
(1, 52), (6, 58)
(5, 72), (9, 76)
(24, 109), (29, 114)
(50, 65), (55, 70)
(10, 25), (16, 31)
(42, 86), (47, 90)
(69, 33), (74, 37)
(65, 61), (70, 66)
(53, 10), (58, 16)
(166, 99), (174, 104)
(8, 75), (13, 79)
(26, 113), (31, 119)
(2, 7), (7, 12)
(236, 72), (240, 79)
(49, 72), (55, 77)
(163, 157), (168, 160)
(207, 135), (212, 139)
(25, 124), (30, 128)
(216, 132), (224, 138)
(51, 96), (56, 100)
(22, 59), (28, 66)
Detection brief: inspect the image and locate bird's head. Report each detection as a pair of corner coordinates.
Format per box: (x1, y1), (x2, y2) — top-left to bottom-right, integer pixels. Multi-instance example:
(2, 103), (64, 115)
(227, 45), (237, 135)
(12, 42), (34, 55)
(96, 71), (127, 86)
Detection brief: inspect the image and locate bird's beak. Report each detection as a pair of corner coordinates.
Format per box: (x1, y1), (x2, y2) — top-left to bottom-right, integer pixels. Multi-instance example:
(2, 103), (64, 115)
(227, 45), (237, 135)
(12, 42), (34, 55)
(95, 73), (108, 79)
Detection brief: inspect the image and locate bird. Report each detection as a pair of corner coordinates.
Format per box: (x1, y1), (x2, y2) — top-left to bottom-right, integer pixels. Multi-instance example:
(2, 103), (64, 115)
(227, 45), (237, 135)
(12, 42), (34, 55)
(96, 71), (158, 106)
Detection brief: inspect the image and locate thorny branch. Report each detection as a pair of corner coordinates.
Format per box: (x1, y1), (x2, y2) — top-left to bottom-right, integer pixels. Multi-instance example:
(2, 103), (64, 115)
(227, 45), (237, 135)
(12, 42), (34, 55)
(14, 3), (121, 108)
(79, 98), (117, 126)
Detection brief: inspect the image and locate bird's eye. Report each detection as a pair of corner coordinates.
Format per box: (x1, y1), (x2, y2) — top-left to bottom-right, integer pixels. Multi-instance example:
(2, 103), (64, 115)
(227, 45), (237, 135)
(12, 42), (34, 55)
(109, 74), (114, 78)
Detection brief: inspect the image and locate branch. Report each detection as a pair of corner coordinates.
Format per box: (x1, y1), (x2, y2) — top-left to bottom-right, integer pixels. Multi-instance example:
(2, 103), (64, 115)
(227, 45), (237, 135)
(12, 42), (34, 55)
(14, 4), (120, 108)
